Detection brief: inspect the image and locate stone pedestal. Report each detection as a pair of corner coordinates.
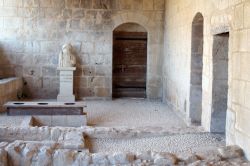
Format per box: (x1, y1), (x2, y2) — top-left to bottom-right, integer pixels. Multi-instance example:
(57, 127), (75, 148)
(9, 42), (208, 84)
(57, 67), (76, 102)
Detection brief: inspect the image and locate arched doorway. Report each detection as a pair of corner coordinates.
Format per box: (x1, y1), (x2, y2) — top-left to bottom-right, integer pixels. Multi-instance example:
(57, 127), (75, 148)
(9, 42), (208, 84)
(189, 13), (204, 124)
(112, 23), (148, 98)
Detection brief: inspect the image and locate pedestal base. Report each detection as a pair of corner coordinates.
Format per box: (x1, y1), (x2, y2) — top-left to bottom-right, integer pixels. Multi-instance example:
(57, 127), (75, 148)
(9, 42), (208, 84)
(57, 67), (76, 102)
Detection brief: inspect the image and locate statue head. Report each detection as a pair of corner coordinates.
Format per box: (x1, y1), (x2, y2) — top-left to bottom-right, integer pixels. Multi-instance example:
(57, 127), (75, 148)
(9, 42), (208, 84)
(59, 43), (76, 67)
(62, 43), (73, 54)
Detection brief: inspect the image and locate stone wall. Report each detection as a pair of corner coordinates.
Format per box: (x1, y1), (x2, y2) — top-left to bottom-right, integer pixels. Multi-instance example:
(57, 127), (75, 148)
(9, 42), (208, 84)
(0, 77), (23, 112)
(0, 0), (165, 99)
(163, 0), (250, 159)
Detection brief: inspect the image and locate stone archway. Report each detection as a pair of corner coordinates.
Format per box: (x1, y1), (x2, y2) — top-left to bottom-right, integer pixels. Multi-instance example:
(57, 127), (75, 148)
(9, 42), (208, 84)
(110, 12), (163, 99)
(112, 23), (148, 98)
(189, 13), (204, 124)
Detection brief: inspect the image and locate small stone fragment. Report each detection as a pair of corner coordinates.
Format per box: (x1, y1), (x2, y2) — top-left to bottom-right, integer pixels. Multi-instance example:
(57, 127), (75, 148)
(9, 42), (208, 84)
(184, 154), (202, 164)
(51, 128), (61, 141)
(218, 146), (244, 159)
(136, 151), (153, 160)
(153, 153), (178, 165)
(108, 152), (134, 165)
(53, 149), (77, 166)
(74, 151), (91, 166)
(92, 153), (109, 165)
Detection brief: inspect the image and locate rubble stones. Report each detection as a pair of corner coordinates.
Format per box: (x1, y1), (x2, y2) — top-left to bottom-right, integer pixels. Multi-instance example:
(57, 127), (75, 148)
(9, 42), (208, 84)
(0, 140), (249, 166)
(108, 152), (134, 165)
(0, 126), (248, 165)
(92, 153), (109, 165)
(53, 149), (78, 166)
(218, 145), (244, 159)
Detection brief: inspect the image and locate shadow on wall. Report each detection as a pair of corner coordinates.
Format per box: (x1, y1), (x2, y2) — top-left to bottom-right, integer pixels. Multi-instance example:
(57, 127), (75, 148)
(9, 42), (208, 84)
(0, 45), (16, 78)
(73, 46), (87, 100)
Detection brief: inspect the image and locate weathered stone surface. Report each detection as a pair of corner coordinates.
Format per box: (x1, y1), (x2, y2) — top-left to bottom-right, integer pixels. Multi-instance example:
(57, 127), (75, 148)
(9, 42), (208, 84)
(34, 146), (53, 166)
(74, 151), (91, 165)
(192, 149), (223, 163)
(92, 153), (109, 165)
(108, 152), (134, 165)
(153, 152), (178, 165)
(183, 154), (202, 164)
(0, 149), (7, 166)
(51, 128), (61, 141)
(136, 151), (153, 161)
(218, 146), (244, 159)
(0, 142), (9, 149)
(0, 78), (23, 113)
(5, 141), (37, 166)
(58, 129), (85, 149)
(0, 128), (249, 166)
(53, 149), (77, 166)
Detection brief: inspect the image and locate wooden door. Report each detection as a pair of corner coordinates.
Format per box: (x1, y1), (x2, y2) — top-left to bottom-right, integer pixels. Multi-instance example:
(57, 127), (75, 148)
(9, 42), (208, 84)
(113, 32), (147, 98)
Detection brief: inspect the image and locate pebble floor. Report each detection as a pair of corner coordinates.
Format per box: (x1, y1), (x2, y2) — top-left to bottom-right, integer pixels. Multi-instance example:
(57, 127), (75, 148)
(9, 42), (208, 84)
(86, 133), (225, 154)
(85, 98), (187, 128)
(84, 99), (225, 154)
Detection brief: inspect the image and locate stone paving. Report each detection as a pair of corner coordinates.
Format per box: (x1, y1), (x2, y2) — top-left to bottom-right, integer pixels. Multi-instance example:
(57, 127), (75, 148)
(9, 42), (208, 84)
(85, 99), (189, 129)
(83, 99), (228, 157)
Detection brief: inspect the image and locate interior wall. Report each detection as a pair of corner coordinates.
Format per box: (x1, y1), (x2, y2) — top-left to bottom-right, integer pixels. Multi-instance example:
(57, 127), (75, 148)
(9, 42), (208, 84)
(163, 0), (250, 159)
(0, 0), (165, 99)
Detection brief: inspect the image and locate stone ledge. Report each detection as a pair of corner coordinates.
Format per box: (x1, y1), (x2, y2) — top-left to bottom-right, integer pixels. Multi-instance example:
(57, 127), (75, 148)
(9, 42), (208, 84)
(4, 101), (87, 116)
(0, 125), (205, 142)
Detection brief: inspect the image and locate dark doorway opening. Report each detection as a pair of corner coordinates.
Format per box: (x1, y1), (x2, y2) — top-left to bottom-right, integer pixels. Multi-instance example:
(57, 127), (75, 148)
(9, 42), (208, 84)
(189, 13), (204, 124)
(112, 23), (147, 98)
(211, 32), (229, 133)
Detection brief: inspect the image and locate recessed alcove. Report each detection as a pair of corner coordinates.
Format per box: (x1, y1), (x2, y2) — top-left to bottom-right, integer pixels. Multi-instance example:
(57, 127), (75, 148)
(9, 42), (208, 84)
(189, 13), (204, 125)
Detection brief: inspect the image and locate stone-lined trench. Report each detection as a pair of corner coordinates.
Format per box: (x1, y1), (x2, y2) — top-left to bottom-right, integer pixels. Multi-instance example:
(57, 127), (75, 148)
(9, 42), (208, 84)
(0, 126), (248, 165)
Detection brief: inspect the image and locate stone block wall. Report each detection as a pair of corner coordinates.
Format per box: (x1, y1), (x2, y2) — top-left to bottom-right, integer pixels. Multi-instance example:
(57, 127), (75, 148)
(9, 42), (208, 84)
(0, 0), (165, 99)
(0, 77), (23, 112)
(163, 0), (250, 159)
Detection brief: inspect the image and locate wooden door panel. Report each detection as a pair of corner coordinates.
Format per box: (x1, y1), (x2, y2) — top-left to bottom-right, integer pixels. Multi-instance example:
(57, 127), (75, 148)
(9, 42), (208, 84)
(113, 32), (147, 98)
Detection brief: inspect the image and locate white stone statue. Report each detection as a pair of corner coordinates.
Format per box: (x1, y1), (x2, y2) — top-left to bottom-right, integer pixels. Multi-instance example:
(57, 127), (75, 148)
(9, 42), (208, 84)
(58, 43), (76, 67)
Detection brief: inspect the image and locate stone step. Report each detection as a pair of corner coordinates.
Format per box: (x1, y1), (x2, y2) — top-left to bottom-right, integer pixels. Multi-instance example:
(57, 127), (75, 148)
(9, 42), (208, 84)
(113, 88), (146, 98)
